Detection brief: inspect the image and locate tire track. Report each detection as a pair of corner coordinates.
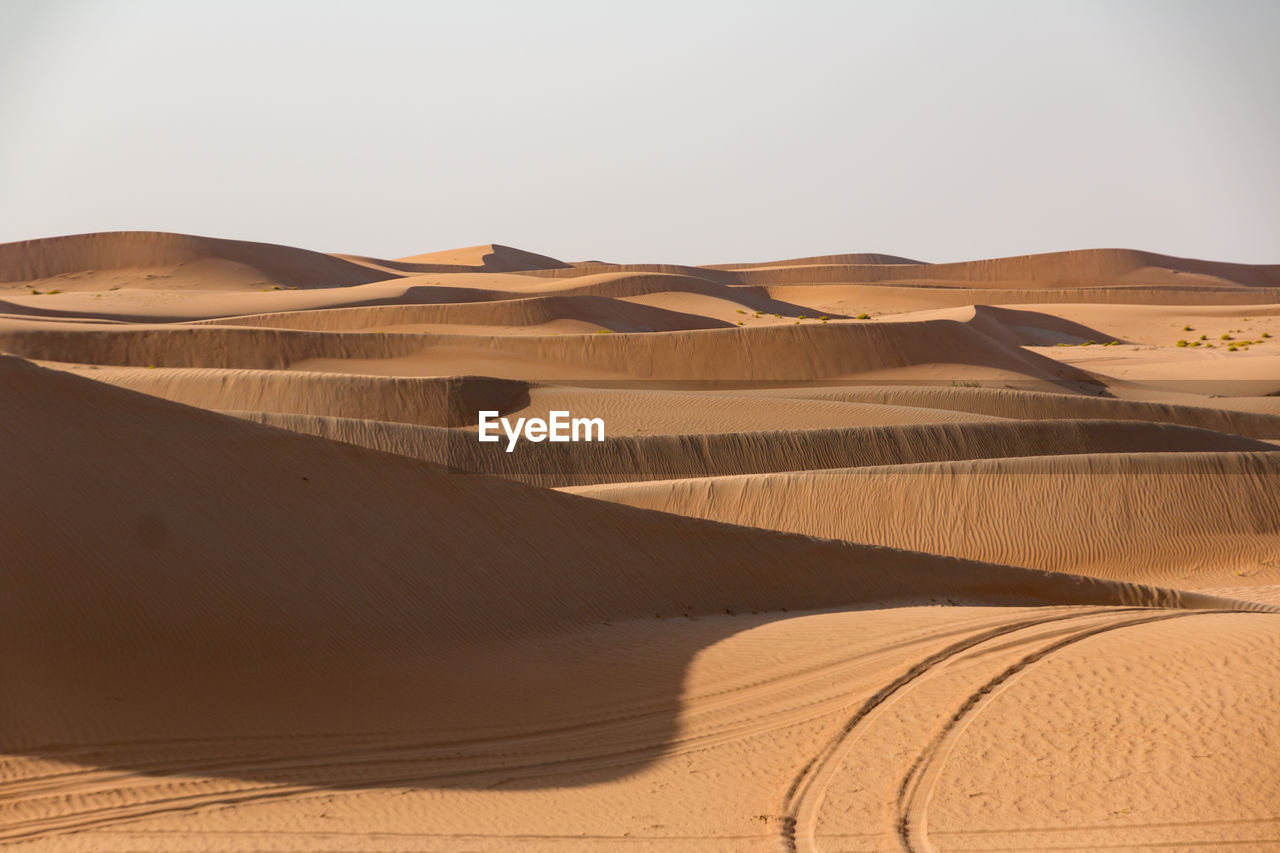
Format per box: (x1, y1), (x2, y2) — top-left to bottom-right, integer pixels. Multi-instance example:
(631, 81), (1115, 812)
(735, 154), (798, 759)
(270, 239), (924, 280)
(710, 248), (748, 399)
(4, 615), (992, 801)
(1, 616), (1003, 843)
(780, 607), (1158, 853)
(894, 609), (1265, 853)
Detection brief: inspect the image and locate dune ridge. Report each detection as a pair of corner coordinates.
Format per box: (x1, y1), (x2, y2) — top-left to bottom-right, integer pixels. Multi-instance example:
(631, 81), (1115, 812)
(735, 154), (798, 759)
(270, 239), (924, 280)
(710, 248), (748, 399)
(394, 243), (570, 271)
(758, 384), (1280, 439)
(229, 410), (1271, 487)
(565, 451), (1280, 584)
(193, 294), (734, 333)
(50, 365), (530, 426)
(0, 231), (395, 289)
(511, 247), (1280, 289)
(0, 316), (1099, 385)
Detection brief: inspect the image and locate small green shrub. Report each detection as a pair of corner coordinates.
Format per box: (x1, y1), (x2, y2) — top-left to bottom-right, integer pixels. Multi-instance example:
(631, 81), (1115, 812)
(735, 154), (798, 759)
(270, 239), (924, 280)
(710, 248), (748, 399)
(856, 313), (871, 319)
(1176, 340), (1188, 347)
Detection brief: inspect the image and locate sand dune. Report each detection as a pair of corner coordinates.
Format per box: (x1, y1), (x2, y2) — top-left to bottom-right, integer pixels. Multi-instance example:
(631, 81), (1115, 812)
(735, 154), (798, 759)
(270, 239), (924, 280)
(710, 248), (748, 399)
(721, 248), (1280, 288)
(43, 364), (530, 426)
(232, 411), (1269, 487)
(394, 243), (570, 271)
(9, 356), (1232, 773)
(763, 285), (1280, 321)
(516, 247), (1280, 290)
(751, 383), (1280, 439)
(707, 252), (924, 269)
(0, 231), (395, 290)
(566, 452), (1280, 586)
(499, 386), (1008, 434)
(0, 315), (1104, 387)
(8, 355), (1210, 633)
(4, 232), (1280, 851)
(194, 294), (734, 333)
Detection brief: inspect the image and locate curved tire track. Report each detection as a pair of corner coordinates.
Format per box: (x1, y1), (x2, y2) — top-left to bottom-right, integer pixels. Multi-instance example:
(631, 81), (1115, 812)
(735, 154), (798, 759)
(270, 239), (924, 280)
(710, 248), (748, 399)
(780, 607), (1151, 852)
(894, 610), (1268, 853)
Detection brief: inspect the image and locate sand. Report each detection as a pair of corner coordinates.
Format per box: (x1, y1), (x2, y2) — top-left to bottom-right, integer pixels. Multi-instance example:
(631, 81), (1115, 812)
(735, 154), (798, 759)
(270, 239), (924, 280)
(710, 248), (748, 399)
(2, 232), (1278, 851)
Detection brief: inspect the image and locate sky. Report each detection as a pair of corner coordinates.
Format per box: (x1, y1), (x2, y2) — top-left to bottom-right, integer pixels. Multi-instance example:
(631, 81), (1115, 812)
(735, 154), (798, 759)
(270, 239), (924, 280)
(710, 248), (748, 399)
(1, 0), (1277, 265)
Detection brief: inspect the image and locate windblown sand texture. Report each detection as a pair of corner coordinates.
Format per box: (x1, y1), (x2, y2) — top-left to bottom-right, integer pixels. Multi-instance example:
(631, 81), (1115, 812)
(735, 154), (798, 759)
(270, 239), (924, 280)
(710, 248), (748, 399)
(3, 232), (1279, 852)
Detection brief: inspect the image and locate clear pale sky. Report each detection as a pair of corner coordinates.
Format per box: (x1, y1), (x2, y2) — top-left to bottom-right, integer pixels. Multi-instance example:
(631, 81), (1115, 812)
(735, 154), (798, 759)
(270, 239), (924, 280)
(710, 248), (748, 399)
(2, 0), (1277, 265)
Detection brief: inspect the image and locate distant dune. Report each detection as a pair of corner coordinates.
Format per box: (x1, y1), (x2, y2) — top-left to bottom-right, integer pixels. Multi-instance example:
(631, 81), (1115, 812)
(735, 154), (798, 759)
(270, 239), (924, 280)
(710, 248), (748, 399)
(3, 232), (1278, 851)
(0, 231), (395, 290)
(394, 242), (571, 271)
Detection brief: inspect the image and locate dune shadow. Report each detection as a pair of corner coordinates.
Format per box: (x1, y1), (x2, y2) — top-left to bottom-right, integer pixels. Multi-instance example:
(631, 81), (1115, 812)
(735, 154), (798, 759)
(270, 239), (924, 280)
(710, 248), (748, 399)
(10, 590), (1237, 806)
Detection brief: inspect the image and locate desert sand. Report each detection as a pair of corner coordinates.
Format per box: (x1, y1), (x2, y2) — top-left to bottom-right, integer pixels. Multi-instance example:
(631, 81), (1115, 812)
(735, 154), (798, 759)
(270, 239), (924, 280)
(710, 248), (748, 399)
(2, 232), (1278, 852)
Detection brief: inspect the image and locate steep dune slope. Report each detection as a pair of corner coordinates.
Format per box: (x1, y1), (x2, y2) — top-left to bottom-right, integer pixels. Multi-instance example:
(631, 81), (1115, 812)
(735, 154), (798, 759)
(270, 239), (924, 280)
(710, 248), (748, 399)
(41, 365), (531, 426)
(764, 384), (1280, 439)
(567, 452), (1280, 585)
(232, 411), (1271, 487)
